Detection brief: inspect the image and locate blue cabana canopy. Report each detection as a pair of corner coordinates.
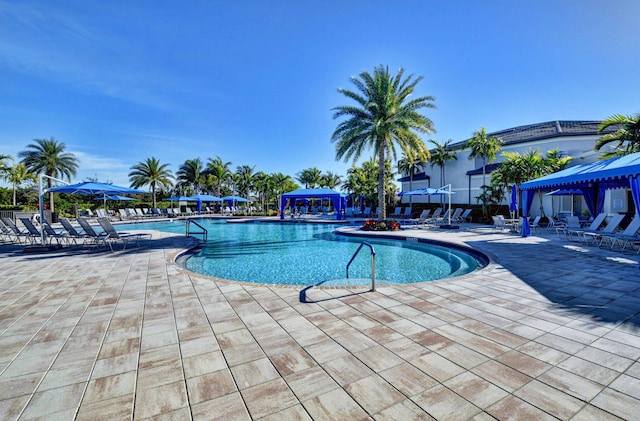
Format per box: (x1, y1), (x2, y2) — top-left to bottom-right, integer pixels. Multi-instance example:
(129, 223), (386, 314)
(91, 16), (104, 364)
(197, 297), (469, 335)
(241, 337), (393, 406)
(279, 188), (347, 220)
(520, 152), (640, 237)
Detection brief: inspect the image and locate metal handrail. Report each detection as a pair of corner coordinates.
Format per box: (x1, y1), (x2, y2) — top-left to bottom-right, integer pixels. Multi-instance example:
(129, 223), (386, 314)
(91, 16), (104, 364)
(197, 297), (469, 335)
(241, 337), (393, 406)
(346, 242), (376, 291)
(185, 219), (208, 242)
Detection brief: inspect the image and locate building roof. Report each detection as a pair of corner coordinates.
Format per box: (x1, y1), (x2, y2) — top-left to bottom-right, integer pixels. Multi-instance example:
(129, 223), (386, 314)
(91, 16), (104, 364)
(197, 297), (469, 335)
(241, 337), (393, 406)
(449, 120), (617, 149)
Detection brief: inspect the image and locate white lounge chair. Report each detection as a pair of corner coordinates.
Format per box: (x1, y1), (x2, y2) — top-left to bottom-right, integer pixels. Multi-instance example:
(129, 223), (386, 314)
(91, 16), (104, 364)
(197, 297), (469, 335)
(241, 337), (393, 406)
(600, 216), (640, 251)
(491, 215), (508, 232)
(581, 214), (625, 246)
(556, 216), (581, 240)
(566, 212), (607, 241)
(409, 209), (431, 227)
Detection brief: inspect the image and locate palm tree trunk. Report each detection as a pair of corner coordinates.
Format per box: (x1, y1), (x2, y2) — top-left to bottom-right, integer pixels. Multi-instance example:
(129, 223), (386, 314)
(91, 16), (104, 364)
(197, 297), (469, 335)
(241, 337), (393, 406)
(152, 182), (157, 208)
(377, 144), (386, 220)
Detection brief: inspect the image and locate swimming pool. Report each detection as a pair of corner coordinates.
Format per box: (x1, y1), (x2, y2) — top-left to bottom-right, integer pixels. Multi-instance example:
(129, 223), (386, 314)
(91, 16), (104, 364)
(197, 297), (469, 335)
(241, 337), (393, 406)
(124, 219), (484, 287)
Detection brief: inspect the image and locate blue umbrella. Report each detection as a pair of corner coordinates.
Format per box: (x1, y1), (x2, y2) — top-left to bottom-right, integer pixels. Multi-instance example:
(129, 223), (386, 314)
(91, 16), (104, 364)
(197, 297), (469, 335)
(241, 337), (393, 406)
(185, 194), (223, 202)
(94, 195), (135, 201)
(46, 181), (144, 195)
(509, 185), (518, 212)
(221, 195), (248, 202)
(165, 196), (192, 201)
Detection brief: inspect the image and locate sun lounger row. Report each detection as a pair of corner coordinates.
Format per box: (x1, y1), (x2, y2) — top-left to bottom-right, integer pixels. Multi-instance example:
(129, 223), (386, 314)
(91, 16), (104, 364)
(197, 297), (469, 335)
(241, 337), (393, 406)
(555, 213), (640, 252)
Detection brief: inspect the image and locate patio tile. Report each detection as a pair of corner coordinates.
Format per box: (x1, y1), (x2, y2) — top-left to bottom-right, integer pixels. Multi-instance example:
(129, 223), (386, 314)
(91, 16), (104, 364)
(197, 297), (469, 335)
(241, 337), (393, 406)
(471, 360), (533, 393)
(608, 373), (640, 398)
(444, 371), (510, 409)
(258, 404), (313, 421)
(191, 391), (251, 420)
(0, 371), (45, 400)
(485, 395), (557, 420)
(513, 380), (583, 419)
(75, 394), (134, 420)
(20, 382), (87, 419)
(270, 347), (316, 376)
(495, 350), (552, 377)
(302, 388), (369, 420)
(241, 378), (299, 419)
(411, 352), (466, 383)
(575, 346), (635, 372)
(413, 384), (481, 420)
(571, 404), (626, 421)
(375, 399), (436, 420)
(592, 388), (640, 420)
(83, 370), (136, 403)
(285, 366), (339, 401)
(537, 366), (604, 401)
(379, 362), (438, 396)
(186, 369), (237, 404)
(230, 357), (280, 389)
(322, 354), (374, 386)
(91, 352), (137, 380)
(0, 395), (30, 420)
(134, 380), (189, 419)
(345, 374), (405, 414)
(183, 350), (227, 378)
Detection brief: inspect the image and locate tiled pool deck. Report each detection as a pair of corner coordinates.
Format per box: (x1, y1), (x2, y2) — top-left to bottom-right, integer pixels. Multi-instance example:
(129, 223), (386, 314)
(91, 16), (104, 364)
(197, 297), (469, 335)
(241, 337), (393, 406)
(1, 222), (639, 420)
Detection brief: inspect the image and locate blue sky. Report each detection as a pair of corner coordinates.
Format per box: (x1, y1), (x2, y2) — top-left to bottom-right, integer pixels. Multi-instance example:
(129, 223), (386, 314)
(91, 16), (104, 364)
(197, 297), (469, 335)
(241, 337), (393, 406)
(1, 0), (639, 189)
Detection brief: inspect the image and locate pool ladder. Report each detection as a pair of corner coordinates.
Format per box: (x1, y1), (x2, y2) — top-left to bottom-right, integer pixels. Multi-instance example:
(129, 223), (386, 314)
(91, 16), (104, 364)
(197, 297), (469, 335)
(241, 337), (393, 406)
(185, 219), (208, 242)
(346, 242), (376, 291)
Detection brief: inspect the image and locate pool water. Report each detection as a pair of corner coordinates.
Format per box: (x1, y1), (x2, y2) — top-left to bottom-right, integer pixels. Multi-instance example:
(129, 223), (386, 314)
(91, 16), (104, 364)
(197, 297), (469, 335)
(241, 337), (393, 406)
(124, 219), (482, 286)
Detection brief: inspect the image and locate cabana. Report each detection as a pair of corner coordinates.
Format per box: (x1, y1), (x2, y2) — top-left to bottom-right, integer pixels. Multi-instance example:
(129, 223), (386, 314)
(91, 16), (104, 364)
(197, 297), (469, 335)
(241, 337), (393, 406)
(520, 152), (640, 237)
(279, 188), (347, 220)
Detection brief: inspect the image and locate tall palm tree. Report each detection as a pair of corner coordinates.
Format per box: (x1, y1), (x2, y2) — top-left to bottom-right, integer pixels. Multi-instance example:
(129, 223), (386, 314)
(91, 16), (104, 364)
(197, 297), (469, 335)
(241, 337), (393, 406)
(235, 165), (255, 198)
(332, 65), (435, 220)
(4, 162), (36, 206)
(428, 139), (457, 186)
(296, 167), (323, 188)
(128, 157), (174, 208)
(206, 156), (232, 197)
(398, 148), (429, 206)
(176, 158), (205, 195)
(428, 139), (458, 205)
(594, 113), (640, 158)
(253, 171), (272, 214)
(466, 128), (503, 215)
(18, 137), (79, 212)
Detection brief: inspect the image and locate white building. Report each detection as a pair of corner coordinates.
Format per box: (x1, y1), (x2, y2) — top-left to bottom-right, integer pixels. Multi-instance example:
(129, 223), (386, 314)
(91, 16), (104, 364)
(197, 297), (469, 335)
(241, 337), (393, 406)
(399, 120), (624, 217)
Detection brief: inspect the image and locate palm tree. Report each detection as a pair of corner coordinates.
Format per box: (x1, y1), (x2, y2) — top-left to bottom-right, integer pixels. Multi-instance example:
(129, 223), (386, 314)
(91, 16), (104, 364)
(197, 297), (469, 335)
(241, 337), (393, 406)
(128, 157), (174, 208)
(594, 113), (640, 158)
(398, 148), (428, 206)
(253, 171), (272, 214)
(296, 167), (323, 188)
(332, 65), (435, 220)
(235, 165), (255, 198)
(176, 158), (205, 195)
(206, 156), (232, 197)
(4, 162), (36, 206)
(428, 139), (457, 186)
(18, 137), (79, 212)
(466, 128), (503, 215)
(321, 171), (342, 189)
(0, 154), (12, 174)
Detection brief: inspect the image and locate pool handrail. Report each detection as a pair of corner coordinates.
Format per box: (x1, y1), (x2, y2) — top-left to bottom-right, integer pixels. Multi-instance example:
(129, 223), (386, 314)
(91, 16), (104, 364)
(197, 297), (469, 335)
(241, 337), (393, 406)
(346, 242), (376, 291)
